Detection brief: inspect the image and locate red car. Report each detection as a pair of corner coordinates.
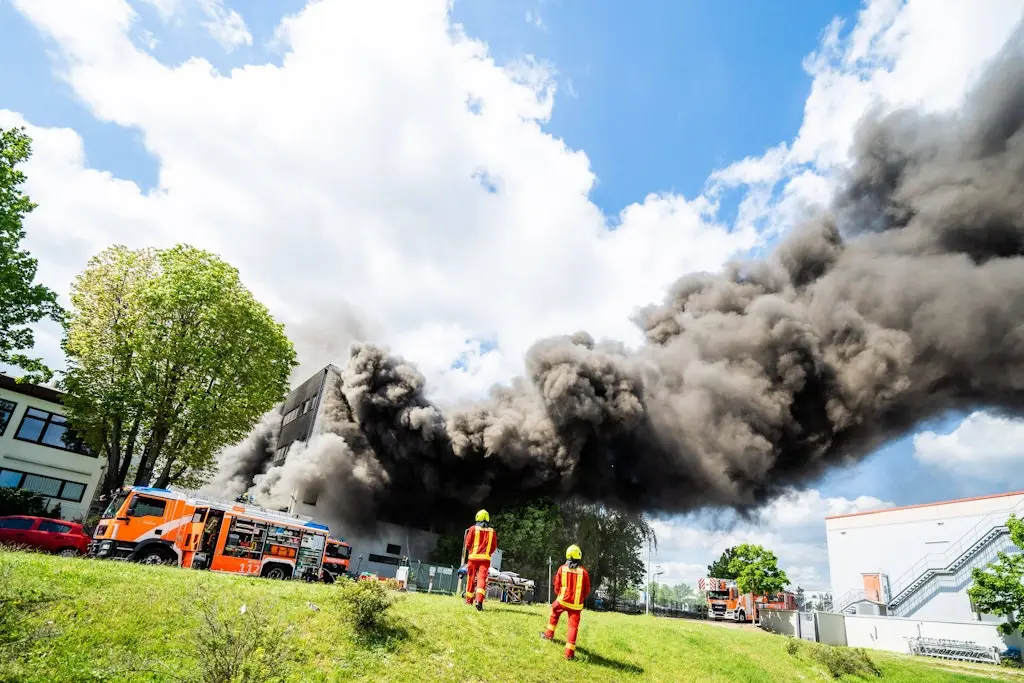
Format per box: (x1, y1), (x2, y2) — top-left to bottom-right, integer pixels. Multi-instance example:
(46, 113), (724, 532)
(0, 515), (91, 557)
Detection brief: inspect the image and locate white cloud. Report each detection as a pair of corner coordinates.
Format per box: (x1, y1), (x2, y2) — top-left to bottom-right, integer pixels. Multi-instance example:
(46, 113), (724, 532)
(650, 489), (892, 590)
(914, 411), (1024, 482)
(5, 0), (755, 403)
(139, 0), (252, 50)
(197, 0), (252, 51)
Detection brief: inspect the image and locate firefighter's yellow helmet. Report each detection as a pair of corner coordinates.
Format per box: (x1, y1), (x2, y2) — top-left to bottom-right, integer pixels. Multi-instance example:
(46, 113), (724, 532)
(566, 544), (582, 561)
(475, 509), (490, 523)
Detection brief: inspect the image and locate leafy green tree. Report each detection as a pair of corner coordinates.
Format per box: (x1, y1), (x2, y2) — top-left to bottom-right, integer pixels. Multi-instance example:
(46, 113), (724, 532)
(968, 513), (1024, 635)
(707, 546), (741, 579)
(727, 543), (790, 596)
(0, 127), (62, 383)
(61, 244), (297, 495)
(490, 500), (562, 582)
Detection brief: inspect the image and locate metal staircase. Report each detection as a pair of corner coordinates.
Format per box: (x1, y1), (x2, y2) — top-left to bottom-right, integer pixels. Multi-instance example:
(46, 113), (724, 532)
(884, 499), (1024, 616)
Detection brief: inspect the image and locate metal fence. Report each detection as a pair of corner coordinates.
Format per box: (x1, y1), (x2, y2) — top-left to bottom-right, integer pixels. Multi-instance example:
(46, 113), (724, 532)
(407, 561), (459, 595)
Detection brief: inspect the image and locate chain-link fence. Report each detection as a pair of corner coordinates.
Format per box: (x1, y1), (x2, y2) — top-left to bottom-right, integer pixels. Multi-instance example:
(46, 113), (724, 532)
(582, 594), (706, 619)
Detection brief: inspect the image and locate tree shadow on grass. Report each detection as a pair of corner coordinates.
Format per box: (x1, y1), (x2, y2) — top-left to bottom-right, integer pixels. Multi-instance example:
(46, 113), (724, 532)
(486, 606), (544, 617)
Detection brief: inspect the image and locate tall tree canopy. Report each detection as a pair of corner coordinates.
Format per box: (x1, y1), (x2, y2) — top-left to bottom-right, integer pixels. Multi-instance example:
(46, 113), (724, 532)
(968, 514), (1024, 635)
(707, 547), (741, 579)
(727, 543), (790, 596)
(61, 244), (297, 495)
(0, 127), (62, 382)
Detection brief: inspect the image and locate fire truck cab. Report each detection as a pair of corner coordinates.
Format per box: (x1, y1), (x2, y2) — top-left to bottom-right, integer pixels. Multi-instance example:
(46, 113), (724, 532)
(323, 538), (352, 578)
(701, 577), (797, 623)
(90, 486), (332, 581)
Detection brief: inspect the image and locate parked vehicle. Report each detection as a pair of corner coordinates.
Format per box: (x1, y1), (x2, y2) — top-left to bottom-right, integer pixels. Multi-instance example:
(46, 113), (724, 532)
(323, 538), (352, 578)
(700, 577), (797, 623)
(0, 515), (91, 556)
(89, 486), (332, 580)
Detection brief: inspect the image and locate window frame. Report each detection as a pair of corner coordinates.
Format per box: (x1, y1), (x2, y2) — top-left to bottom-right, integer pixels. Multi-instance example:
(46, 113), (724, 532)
(0, 398), (17, 437)
(281, 408), (299, 426)
(0, 467), (88, 503)
(12, 406), (92, 456)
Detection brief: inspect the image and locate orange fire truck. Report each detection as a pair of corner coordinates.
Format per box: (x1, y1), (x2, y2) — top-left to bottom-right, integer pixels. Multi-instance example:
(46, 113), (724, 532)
(700, 577), (797, 623)
(88, 486), (336, 580)
(323, 538), (352, 578)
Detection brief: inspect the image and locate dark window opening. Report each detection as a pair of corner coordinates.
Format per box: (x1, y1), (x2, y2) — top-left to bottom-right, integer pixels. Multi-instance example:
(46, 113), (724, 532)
(13, 407), (92, 455)
(385, 544), (401, 555)
(368, 553), (401, 566)
(0, 468), (87, 502)
(0, 399), (16, 436)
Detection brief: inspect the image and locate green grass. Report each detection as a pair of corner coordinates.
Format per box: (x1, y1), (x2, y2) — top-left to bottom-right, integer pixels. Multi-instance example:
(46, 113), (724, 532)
(2, 550), (1019, 682)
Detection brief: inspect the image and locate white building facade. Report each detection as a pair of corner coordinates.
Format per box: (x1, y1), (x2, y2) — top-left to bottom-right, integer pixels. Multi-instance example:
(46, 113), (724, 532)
(0, 375), (105, 521)
(826, 491), (1024, 622)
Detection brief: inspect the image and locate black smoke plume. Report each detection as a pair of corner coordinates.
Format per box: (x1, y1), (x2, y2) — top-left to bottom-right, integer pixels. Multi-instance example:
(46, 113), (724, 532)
(221, 32), (1024, 530)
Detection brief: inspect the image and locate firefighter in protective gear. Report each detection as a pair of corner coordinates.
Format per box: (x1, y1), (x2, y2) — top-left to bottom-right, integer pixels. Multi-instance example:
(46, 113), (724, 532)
(540, 544), (591, 660)
(463, 509), (498, 611)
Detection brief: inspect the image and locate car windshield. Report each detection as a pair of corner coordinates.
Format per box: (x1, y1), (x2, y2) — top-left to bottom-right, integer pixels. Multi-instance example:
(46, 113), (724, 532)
(708, 590), (730, 600)
(326, 542), (351, 560)
(102, 490), (130, 519)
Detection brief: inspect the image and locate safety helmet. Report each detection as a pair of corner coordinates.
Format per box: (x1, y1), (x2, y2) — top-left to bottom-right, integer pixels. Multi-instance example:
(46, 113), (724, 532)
(475, 509), (490, 523)
(566, 544), (582, 561)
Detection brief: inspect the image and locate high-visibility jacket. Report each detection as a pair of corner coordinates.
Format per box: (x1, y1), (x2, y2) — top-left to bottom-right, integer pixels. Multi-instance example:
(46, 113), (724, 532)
(464, 524), (498, 562)
(554, 563), (591, 611)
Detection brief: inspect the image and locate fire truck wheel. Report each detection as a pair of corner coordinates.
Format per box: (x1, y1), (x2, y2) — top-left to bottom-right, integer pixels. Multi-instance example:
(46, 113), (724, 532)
(262, 564), (292, 580)
(138, 548), (173, 565)
(737, 610), (745, 623)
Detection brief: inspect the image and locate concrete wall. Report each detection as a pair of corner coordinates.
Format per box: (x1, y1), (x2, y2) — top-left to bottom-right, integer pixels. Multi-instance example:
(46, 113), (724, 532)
(825, 492), (1024, 621)
(761, 609), (798, 637)
(815, 611), (847, 646)
(843, 613), (1024, 654)
(0, 387), (104, 521)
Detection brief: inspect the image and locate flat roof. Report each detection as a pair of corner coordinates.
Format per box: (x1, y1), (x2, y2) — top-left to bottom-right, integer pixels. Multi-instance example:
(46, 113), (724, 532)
(825, 489), (1024, 521)
(0, 374), (64, 405)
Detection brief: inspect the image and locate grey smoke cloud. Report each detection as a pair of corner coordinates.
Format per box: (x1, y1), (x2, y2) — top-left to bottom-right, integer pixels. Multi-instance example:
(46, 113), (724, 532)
(219, 30), (1024, 529)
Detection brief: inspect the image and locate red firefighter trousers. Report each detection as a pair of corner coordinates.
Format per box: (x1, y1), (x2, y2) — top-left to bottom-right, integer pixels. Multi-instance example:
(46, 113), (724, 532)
(465, 560), (490, 605)
(544, 602), (582, 657)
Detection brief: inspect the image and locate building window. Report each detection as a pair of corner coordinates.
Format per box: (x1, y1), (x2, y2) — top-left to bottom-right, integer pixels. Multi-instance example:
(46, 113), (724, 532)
(300, 399), (312, 415)
(272, 443), (290, 465)
(368, 553), (401, 566)
(0, 468), (87, 502)
(13, 408), (92, 455)
(385, 544), (401, 555)
(282, 408), (299, 426)
(38, 520), (72, 534)
(0, 399), (16, 436)
(301, 490), (318, 505)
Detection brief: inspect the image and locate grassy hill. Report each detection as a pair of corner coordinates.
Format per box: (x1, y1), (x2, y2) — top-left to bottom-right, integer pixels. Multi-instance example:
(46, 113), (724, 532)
(1, 550), (1019, 682)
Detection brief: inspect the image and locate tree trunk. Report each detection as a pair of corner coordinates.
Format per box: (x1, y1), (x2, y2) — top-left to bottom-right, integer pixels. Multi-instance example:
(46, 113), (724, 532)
(153, 455), (177, 488)
(102, 418), (122, 496)
(116, 415), (142, 489)
(134, 425), (170, 486)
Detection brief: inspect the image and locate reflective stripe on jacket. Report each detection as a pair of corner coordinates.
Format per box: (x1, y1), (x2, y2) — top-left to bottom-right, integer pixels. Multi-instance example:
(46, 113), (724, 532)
(554, 564), (591, 611)
(464, 524), (497, 561)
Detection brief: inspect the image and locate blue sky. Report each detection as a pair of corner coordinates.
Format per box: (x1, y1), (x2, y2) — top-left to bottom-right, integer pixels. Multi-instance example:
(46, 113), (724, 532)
(2, 0), (1021, 587)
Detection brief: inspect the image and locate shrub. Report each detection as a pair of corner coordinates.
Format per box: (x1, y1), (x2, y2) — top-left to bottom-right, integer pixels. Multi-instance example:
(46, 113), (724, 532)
(810, 644), (881, 679)
(184, 597), (292, 683)
(336, 579), (395, 636)
(785, 638), (801, 656)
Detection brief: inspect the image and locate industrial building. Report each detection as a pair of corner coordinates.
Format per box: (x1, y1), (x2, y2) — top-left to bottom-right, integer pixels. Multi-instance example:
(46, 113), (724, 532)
(273, 364), (442, 578)
(0, 375), (104, 521)
(826, 490), (1024, 622)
